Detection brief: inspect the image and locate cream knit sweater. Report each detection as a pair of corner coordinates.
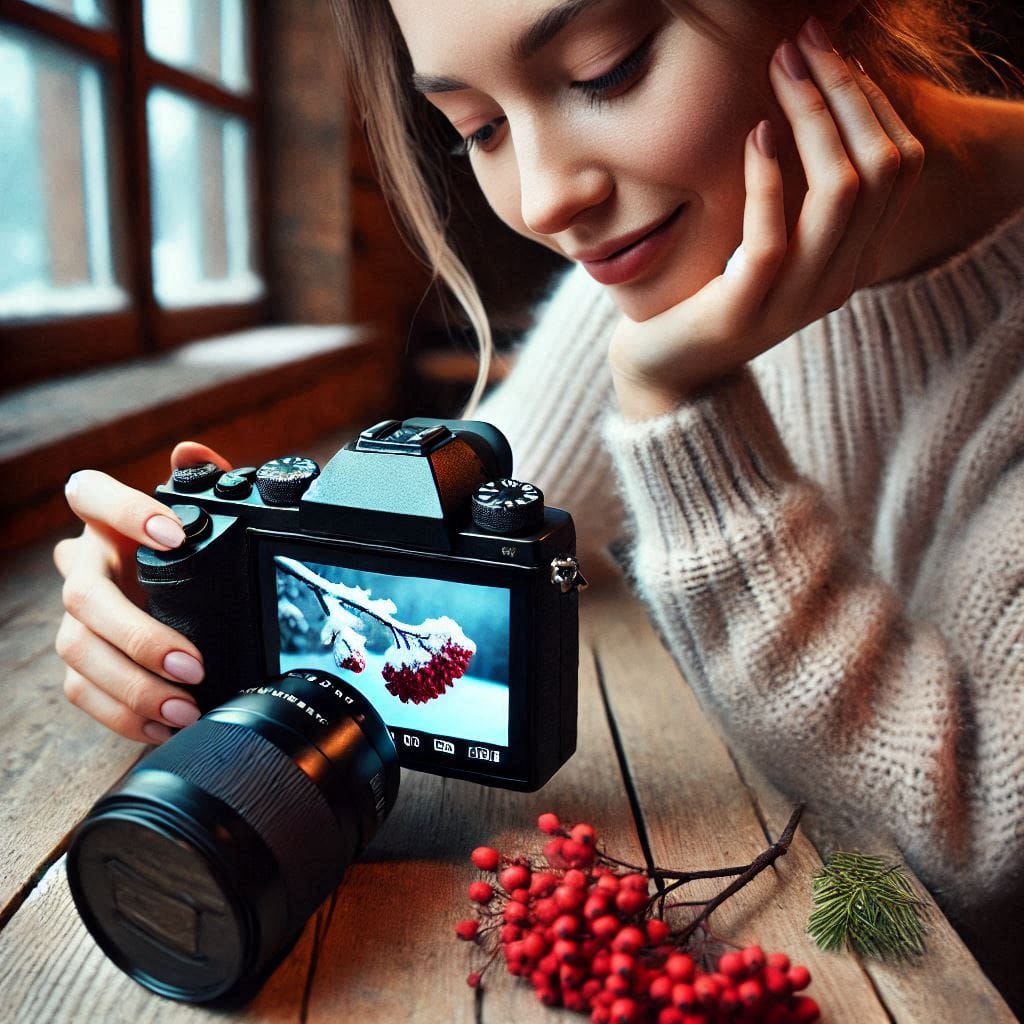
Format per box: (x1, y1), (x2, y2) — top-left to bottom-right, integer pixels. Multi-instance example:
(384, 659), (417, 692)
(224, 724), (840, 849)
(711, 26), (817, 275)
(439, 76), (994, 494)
(478, 206), (1024, 917)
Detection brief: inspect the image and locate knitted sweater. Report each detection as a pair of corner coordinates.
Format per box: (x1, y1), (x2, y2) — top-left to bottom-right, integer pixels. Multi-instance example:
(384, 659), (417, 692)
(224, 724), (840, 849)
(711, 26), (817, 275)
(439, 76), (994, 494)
(477, 205), (1024, 916)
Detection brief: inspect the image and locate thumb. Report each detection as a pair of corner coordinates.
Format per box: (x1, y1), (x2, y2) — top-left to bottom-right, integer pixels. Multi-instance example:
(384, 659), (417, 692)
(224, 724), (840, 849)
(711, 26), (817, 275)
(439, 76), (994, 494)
(170, 441), (233, 472)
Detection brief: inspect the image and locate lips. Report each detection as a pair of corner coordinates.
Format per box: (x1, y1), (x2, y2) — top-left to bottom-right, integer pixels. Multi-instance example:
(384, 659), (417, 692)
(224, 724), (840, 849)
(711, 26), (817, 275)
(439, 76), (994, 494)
(576, 204), (685, 287)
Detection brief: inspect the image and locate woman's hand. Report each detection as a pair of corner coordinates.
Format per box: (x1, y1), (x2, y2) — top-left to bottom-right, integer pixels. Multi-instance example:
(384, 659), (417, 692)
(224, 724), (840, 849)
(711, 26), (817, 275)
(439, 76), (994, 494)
(53, 442), (232, 744)
(609, 17), (924, 420)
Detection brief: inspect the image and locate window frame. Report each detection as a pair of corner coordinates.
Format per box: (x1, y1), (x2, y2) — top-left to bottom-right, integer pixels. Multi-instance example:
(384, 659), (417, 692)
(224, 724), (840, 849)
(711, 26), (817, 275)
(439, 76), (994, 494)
(0, 0), (270, 387)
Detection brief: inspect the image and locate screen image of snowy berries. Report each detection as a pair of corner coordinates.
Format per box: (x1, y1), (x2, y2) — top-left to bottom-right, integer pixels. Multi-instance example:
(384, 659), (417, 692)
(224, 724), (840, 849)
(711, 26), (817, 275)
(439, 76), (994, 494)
(275, 557), (476, 703)
(455, 812), (821, 1023)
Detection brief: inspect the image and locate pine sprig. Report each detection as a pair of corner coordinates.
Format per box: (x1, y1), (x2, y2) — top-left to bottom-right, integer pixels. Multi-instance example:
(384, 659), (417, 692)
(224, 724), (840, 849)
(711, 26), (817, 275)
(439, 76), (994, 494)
(807, 851), (929, 959)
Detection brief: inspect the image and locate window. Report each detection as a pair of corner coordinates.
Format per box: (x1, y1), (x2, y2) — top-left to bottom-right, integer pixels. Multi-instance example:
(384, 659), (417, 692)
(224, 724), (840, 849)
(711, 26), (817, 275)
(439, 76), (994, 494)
(0, 0), (267, 386)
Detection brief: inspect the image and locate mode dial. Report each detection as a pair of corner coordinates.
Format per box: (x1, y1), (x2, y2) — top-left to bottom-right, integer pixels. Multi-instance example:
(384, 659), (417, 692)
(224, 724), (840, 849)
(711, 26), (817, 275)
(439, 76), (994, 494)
(255, 456), (321, 506)
(471, 479), (544, 534)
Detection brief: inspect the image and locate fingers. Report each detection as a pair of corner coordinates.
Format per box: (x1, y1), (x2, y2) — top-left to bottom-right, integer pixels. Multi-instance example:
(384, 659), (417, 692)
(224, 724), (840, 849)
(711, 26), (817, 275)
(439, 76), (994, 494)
(767, 18), (922, 313)
(62, 668), (174, 746)
(56, 613), (202, 733)
(65, 470), (187, 552)
(171, 441), (232, 472)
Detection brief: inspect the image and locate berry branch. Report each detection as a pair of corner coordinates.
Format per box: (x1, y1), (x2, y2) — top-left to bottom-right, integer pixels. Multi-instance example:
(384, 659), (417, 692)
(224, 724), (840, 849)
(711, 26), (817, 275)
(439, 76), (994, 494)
(454, 810), (820, 1023)
(275, 557), (476, 703)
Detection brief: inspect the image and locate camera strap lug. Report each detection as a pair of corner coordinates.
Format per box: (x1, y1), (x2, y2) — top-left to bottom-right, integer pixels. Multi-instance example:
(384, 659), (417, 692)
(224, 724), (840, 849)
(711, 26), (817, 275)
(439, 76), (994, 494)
(550, 556), (588, 594)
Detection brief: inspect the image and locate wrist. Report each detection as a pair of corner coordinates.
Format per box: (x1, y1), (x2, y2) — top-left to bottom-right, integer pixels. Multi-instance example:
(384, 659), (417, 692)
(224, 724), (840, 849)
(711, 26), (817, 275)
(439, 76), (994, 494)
(610, 366), (691, 422)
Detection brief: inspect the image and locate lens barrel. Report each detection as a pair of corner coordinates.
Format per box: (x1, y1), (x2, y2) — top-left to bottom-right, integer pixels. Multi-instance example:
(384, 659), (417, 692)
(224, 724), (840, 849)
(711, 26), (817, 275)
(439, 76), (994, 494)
(67, 669), (399, 1004)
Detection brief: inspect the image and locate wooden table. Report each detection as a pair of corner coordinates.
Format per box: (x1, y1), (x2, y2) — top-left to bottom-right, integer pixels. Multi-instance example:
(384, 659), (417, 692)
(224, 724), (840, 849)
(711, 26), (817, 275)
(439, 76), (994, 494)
(1, 518), (1016, 1023)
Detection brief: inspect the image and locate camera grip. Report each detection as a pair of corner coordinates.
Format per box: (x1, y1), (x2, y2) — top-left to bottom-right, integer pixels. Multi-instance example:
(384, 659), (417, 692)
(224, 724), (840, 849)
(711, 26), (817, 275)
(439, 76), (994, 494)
(138, 517), (260, 712)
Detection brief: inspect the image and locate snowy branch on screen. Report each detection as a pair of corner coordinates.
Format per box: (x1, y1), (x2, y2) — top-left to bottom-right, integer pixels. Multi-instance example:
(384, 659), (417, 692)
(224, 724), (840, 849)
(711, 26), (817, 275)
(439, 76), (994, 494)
(275, 557), (476, 703)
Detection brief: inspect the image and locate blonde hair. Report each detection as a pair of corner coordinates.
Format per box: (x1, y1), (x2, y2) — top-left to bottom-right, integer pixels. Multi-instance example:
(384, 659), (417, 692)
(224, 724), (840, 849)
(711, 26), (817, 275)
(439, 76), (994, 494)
(329, 0), (1007, 415)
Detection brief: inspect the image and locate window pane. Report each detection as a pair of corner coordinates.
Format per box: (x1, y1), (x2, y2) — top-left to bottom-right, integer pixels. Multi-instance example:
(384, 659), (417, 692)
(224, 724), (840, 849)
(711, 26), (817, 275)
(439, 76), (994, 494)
(143, 0), (250, 94)
(0, 27), (127, 320)
(148, 88), (263, 308)
(23, 0), (113, 29)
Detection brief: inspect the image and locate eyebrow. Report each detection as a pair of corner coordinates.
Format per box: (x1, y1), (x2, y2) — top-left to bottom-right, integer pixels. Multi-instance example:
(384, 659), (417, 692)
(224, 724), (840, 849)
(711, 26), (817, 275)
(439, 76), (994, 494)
(410, 0), (604, 94)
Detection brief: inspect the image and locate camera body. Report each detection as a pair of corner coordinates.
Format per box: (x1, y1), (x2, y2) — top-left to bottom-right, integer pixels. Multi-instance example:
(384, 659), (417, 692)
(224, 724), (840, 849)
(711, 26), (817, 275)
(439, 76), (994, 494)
(138, 418), (584, 791)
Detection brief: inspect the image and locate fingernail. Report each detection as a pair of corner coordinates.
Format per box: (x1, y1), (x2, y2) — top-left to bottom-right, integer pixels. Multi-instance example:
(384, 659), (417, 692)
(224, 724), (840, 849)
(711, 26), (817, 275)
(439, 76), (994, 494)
(800, 16), (834, 52)
(161, 698), (201, 728)
(145, 514), (186, 548)
(65, 472), (81, 500)
(143, 721), (173, 744)
(163, 650), (204, 684)
(724, 243), (747, 280)
(777, 40), (810, 81)
(754, 119), (776, 159)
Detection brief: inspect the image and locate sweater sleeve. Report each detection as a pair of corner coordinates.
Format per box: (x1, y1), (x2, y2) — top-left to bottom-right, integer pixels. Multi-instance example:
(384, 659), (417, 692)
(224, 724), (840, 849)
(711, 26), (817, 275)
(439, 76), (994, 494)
(475, 264), (625, 576)
(603, 367), (1024, 910)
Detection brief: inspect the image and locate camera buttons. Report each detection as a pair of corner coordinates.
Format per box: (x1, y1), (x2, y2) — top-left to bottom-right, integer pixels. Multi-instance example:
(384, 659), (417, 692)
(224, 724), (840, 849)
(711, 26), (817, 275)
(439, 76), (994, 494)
(171, 462), (222, 493)
(214, 472), (253, 500)
(169, 504), (212, 544)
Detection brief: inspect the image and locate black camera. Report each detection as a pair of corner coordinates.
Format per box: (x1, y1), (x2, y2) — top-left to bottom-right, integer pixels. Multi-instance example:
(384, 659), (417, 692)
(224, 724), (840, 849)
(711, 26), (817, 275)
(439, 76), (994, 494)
(140, 416), (583, 790)
(66, 418), (584, 1003)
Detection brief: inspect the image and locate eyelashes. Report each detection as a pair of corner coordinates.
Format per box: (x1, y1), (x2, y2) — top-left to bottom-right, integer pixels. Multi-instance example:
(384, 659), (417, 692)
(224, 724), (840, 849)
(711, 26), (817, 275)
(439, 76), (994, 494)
(451, 31), (658, 157)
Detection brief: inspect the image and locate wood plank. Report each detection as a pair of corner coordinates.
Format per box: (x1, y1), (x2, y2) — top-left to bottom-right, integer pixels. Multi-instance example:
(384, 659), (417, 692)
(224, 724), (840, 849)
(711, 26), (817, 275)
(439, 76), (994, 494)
(583, 583), (893, 1022)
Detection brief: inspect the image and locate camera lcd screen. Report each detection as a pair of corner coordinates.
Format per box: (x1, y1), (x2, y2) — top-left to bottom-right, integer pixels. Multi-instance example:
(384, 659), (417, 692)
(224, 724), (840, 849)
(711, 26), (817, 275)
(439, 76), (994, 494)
(271, 555), (511, 747)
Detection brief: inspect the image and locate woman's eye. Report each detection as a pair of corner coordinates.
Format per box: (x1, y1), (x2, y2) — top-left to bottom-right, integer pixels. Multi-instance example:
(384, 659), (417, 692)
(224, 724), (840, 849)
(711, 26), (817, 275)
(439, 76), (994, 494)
(451, 116), (508, 157)
(572, 32), (656, 105)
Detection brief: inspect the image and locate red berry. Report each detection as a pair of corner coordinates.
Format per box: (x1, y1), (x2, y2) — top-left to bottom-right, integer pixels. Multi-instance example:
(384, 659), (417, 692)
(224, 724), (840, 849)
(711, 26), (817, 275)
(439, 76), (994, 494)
(591, 1006), (612, 1024)
(788, 964), (812, 991)
(767, 951), (791, 972)
(719, 985), (740, 1015)
(582, 978), (604, 1001)
(763, 965), (791, 1000)
(554, 914), (580, 939)
(584, 893), (612, 920)
(544, 837), (567, 866)
(499, 923), (522, 943)
(610, 997), (639, 1024)
(556, 885), (587, 912)
(592, 914), (621, 941)
(694, 975), (721, 1007)
(537, 986), (560, 1006)
(467, 971), (481, 988)
(596, 874), (621, 894)
(717, 950), (746, 979)
(500, 864), (531, 891)
(648, 973), (673, 1003)
(455, 919), (479, 940)
(665, 954), (696, 983)
(657, 1010), (686, 1024)
(530, 871), (559, 896)
(561, 963), (588, 989)
(615, 888), (648, 916)
(564, 868), (588, 888)
(562, 839), (595, 868)
(468, 880), (494, 903)
(646, 919), (671, 944)
(510, 887), (530, 903)
(523, 932), (548, 960)
(554, 938), (580, 963)
(612, 926), (645, 954)
(470, 846), (500, 871)
(610, 952), (636, 978)
(737, 978), (763, 1008)
(621, 873), (648, 891)
(671, 982), (699, 1012)
(591, 950), (612, 977)
(604, 973), (631, 996)
(534, 897), (561, 924)
(763, 1006), (791, 1024)
(572, 822), (597, 847)
(503, 901), (529, 924)
(539, 953), (559, 975)
(790, 995), (822, 1022)
(741, 945), (766, 973)
(538, 812), (562, 834)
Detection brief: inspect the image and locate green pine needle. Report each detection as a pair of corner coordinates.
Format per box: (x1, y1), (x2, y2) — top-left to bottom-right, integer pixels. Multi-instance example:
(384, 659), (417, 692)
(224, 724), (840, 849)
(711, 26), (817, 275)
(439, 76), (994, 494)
(807, 851), (929, 959)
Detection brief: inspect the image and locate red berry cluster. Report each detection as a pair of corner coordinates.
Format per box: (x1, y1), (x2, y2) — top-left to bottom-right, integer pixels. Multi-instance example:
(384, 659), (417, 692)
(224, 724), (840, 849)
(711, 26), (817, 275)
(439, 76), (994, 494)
(337, 649), (367, 673)
(382, 639), (473, 704)
(455, 814), (821, 1024)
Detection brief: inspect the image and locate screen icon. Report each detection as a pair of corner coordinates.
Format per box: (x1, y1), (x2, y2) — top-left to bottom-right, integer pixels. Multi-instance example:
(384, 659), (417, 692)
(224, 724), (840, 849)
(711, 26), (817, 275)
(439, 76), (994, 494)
(467, 746), (500, 764)
(433, 738), (455, 755)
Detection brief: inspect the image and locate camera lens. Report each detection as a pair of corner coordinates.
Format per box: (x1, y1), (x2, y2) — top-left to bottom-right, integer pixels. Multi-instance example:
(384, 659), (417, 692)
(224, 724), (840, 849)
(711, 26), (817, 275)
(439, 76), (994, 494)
(66, 669), (399, 1004)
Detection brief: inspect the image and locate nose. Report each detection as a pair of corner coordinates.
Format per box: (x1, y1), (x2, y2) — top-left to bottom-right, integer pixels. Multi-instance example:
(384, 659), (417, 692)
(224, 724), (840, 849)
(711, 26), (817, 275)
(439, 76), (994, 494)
(516, 126), (612, 238)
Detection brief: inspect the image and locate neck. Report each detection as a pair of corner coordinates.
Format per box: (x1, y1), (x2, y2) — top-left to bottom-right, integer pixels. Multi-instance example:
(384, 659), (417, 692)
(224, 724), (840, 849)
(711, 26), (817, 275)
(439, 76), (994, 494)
(867, 76), (1024, 286)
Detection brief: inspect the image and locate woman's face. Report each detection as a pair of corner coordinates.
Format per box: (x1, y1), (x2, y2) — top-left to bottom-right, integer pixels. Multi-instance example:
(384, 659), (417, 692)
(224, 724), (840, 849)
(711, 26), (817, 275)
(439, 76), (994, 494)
(390, 0), (805, 320)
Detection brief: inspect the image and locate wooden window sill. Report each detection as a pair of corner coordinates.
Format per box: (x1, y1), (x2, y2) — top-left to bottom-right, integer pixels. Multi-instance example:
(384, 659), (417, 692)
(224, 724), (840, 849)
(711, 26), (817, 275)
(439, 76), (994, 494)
(0, 324), (399, 552)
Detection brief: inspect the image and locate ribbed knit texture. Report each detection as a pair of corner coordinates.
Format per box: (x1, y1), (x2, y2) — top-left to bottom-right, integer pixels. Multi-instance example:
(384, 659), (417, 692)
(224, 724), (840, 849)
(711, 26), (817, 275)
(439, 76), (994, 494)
(478, 206), (1024, 919)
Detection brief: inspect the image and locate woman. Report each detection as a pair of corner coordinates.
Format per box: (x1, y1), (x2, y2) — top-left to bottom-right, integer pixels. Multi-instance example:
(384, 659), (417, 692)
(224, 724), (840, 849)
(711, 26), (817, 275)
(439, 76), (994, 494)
(55, 0), (1024, 1004)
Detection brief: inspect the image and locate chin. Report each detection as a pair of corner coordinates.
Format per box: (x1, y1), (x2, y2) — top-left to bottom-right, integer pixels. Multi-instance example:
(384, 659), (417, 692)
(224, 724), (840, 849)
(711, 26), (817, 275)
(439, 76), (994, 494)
(609, 270), (715, 322)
